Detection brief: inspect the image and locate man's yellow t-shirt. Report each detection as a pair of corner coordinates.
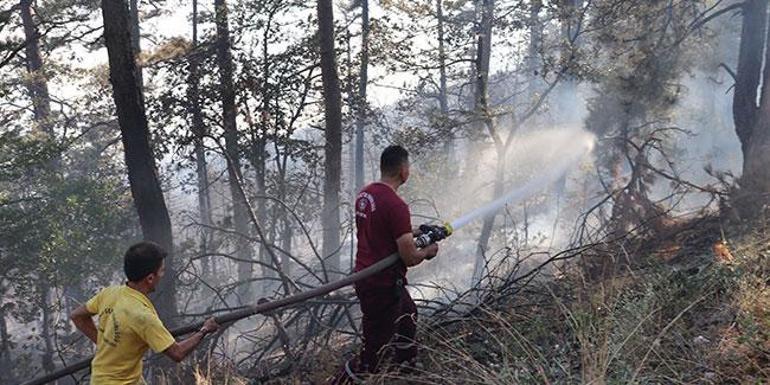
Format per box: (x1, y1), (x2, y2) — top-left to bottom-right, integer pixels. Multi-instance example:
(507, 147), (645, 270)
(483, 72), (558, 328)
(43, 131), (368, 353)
(85, 285), (175, 385)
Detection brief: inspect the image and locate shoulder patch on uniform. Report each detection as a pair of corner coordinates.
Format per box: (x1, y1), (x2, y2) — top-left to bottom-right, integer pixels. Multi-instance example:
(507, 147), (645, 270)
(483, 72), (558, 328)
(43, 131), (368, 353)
(356, 191), (376, 218)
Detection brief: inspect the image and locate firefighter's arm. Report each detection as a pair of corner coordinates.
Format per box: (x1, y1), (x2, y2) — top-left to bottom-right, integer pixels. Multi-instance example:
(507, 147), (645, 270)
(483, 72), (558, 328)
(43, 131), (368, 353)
(163, 318), (218, 363)
(396, 233), (439, 267)
(70, 305), (98, 344)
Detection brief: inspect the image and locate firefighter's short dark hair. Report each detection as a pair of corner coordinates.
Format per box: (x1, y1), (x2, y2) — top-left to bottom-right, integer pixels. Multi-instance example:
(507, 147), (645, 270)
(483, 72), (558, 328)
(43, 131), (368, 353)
(124, 241), (167, 282)
(380, 145), (409, 177)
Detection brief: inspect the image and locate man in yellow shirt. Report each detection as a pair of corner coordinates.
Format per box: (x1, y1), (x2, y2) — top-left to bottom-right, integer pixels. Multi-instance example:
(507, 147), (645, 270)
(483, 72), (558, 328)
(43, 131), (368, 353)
(70, 241), (219, 384)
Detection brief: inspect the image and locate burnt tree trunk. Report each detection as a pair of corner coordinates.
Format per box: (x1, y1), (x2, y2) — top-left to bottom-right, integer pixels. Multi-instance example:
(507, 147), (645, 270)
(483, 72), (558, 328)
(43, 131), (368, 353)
(317, 0), (343, 276)
(188, 0), (213, 275)
(733, 0), (770, 212)
(733, 0), (770, 211)
(101, 0), (177, 324)
(214, 0), (252, 298)
(733, 0), (766, 158)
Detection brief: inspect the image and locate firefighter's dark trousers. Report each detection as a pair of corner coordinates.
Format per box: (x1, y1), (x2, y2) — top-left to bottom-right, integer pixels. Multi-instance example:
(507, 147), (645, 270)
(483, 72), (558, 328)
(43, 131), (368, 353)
(329, 282), (418, 384)
(356, 281), (418, 371)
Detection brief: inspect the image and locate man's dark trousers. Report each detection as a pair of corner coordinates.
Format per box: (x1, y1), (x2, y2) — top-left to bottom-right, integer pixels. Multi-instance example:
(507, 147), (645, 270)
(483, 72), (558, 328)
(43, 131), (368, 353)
(328, 283), (417, 384)
(356, 281), (418, 372)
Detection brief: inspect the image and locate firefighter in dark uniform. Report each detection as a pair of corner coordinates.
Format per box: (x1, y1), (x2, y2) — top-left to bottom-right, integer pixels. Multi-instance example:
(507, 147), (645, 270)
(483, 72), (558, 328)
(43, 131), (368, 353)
(331, 145), (439, 383)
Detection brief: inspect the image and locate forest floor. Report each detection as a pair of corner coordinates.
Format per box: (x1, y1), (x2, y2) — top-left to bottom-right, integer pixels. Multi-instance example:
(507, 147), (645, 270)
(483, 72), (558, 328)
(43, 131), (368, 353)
(191, 213), (770, 384)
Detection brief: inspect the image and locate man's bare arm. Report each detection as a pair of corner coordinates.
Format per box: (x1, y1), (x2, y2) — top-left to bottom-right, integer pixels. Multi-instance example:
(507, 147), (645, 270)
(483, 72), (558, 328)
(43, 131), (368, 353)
(396, 233), (438, 267)
(163, 318), (218, 363)
(70, 305), (98, 344)
(163, 333), (205, 363)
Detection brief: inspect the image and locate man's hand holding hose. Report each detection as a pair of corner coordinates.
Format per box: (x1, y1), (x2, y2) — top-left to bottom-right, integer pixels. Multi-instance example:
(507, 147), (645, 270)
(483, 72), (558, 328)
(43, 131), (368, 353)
(414, 223), (453, 260)
(423, 243), (439, 260)
(199, 317), (219, 336)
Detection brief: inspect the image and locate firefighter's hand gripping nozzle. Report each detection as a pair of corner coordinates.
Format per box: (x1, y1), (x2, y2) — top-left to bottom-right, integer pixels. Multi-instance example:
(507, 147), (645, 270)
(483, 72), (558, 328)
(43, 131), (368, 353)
(414, 223), (453, 259)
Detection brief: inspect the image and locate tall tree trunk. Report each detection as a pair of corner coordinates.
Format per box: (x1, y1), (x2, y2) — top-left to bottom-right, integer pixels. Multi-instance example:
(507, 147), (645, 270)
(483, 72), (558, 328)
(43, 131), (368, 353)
(733, 0), (770, 210)
(437, 0), (454, 169)
(460, 2), (481, 177)
(561, 0), (582, 45)
(214, 0), (252, 299)
(276, 151), (292, 278)
(19, 0), (53, 137)
(474, 0), (493, 125)
(354, 0), (369, 191)
(345, 25), (357, 267)
(473, 151), (505, 284)
(188, 0), (213, 276)
(346, 28), (355, 198)
(20, 7), (76, 374)
(558, 0), (581, 122)
(38, 283), (54, 374)
(551, 0), (579, 209)
(280, 196), (293, 277)
(744, 52), (770, 194)
(257, 19), (272, 295)
(527, 0), (543, 97)
(473, 0), (497, 282)
(129, 0), (143, 94)
(101, 0), (177, 324)
(317, 0), (343, 277)
(254, 138), (268, 293)
(0, 299), (14, 382)
(21, 5), (61, 370)
(733, 0), (766, 158)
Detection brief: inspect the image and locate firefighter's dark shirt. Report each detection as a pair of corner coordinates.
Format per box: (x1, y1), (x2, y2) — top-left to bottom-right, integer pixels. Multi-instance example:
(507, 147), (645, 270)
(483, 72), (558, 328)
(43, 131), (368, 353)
(354, 182), (412, 288)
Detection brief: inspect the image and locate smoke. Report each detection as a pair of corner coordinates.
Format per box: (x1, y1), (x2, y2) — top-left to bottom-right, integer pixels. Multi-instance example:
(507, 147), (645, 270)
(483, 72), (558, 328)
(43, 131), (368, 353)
(661, 69), (741, 211)
(450, 130), (594, 230)
(405, 127), (596, 298)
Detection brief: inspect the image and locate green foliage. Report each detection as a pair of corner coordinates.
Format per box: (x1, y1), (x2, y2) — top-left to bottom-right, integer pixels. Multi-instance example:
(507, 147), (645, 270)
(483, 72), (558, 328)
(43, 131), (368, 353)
(0, 130), (59, 180)
(0, 172), (135, 313)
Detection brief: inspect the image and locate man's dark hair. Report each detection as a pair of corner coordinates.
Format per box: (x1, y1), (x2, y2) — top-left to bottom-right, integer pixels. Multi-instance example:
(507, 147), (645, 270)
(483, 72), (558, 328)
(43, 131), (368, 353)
(380, 145), (409, 177)
(124, 241), (167, 282)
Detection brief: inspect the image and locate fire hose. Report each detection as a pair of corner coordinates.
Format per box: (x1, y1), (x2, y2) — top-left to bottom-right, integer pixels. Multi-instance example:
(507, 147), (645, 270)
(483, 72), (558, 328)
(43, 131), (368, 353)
(18, 224), (453, 385)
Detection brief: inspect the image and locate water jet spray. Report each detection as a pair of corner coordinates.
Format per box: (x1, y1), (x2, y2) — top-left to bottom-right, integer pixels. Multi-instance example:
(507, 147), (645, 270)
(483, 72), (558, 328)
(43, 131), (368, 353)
(415, 131), (595, 249)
